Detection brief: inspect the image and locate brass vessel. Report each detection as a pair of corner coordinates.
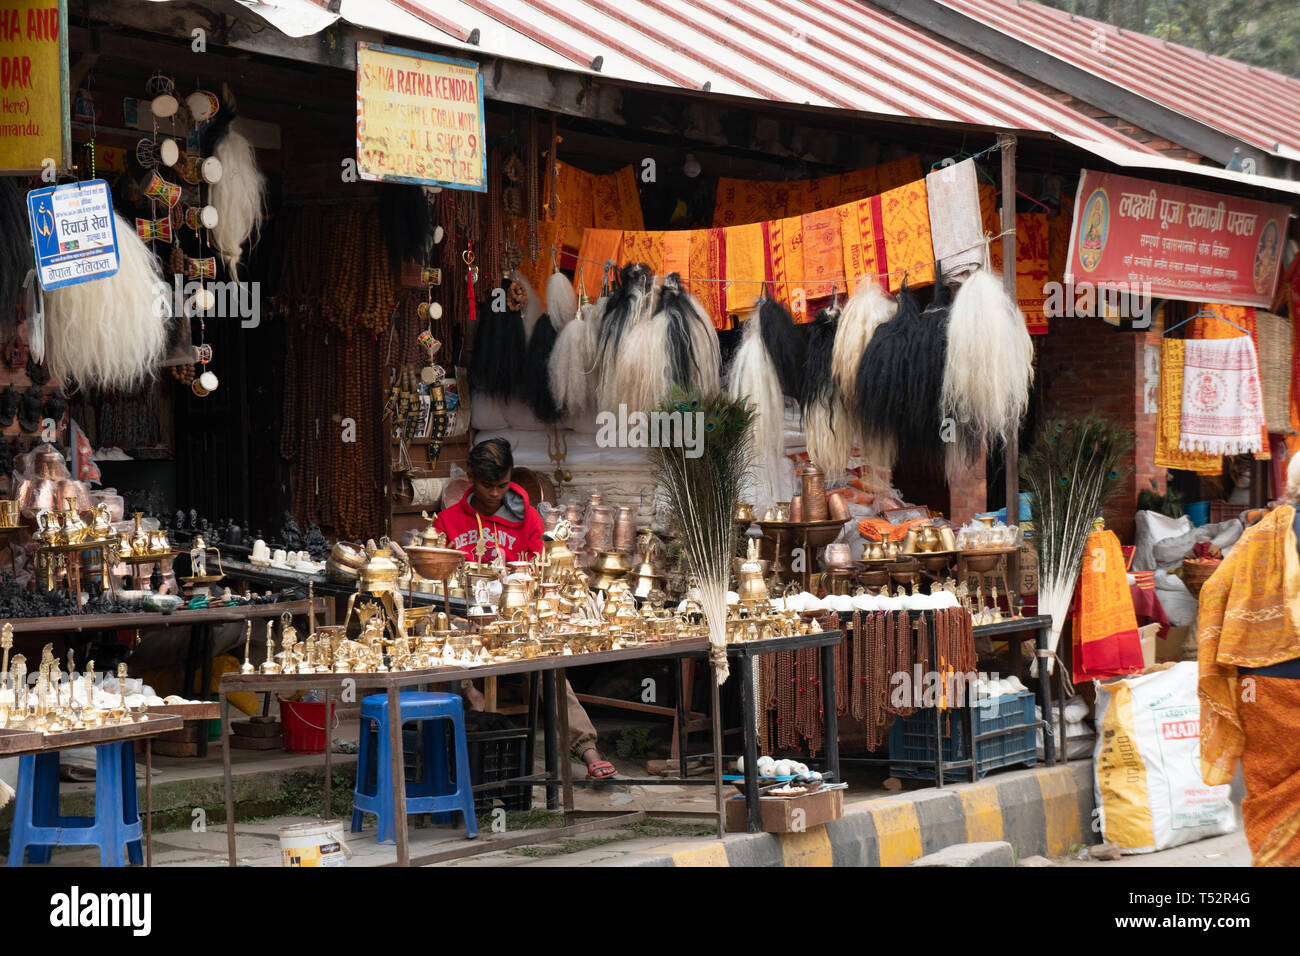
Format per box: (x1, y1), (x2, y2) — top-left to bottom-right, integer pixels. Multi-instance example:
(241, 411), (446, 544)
(588, 550), (631, 591)
(359, 548), (400, 593)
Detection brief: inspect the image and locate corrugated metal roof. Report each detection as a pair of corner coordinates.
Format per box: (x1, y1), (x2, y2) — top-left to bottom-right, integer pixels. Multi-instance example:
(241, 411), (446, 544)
(226, 0), (1155, 151)
(935, 0), (1300, 161)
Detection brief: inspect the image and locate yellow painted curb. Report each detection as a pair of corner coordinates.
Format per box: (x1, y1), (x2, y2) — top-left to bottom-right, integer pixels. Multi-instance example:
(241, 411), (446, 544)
(1037, 768), (1082, 858)
(667, 842), (730, 867)
(779, 826), (834, 867)
(870, 802), (924, 867)
(959, 786), (1004, 843)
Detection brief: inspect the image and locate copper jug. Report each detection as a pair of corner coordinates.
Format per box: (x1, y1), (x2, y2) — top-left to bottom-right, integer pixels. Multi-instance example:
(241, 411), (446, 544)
(800, 463), (828, 521)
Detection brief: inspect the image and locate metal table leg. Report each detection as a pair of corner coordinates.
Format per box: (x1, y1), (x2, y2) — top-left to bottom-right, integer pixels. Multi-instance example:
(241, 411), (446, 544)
(223, 694), (236, 866)
(542, 670), (559, 810)
(1036, 626), (1056, 766)
(711, 660), (725, 839)
(387, 683), (409, 866)
(323, 687), (333, 817)
(556, 668), (574, 821)
(738, 653), (762, 833)
(674, 660), (688, 779)
(145, 738), (152, 867)
(819, 643), (840, 782)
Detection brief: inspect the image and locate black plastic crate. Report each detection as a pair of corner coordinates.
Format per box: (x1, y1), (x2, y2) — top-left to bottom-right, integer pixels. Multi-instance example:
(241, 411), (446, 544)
(467, 726), (533, 814)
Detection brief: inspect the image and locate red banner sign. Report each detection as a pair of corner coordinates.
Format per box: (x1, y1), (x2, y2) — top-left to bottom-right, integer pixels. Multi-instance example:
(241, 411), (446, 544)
(1066, 170), (1290, 308)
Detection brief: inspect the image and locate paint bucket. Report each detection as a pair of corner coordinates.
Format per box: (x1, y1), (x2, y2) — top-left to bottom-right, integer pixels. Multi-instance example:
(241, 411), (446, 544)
(278, 820), (352, 867)
(280, 699), (337, 753)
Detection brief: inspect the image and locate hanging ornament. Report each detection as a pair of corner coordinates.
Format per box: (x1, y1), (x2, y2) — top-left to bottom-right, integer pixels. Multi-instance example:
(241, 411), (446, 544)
(464, 245), (478, 323)
(159, 138), (180, 167)
(186, 89), (219, 122)
(135, 216), (173, 243)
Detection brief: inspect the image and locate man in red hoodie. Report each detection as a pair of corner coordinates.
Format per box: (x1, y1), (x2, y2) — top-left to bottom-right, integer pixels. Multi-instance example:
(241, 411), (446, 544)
(435, 438), (617, 781)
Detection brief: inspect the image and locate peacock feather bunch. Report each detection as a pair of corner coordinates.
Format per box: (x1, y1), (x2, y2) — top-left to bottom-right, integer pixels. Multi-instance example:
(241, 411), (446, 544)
(1021, 417), (1133, 681)
(648, 387), (756, 684)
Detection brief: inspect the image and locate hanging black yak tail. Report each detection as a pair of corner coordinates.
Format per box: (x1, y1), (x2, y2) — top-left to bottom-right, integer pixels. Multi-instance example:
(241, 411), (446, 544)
(469, 279), (527, 399)
(758, 295), (806, 399)
(522, 312), (562, 423)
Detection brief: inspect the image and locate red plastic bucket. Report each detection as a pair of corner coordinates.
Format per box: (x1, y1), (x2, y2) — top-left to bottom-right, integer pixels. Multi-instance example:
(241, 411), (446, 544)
(280, 699), (338, 753)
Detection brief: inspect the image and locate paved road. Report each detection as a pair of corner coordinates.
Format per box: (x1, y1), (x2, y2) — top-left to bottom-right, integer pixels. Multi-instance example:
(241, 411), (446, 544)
(1061, 829), (1251, 867)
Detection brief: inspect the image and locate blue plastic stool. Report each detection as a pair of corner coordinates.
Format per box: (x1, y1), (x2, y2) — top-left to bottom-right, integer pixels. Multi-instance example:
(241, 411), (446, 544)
(7, 741), (144, 867)
(351, 692), (478, 843)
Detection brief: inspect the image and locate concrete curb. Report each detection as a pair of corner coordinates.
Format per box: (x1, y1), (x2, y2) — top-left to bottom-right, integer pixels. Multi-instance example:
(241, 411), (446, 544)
(604, 762), (1095, 867)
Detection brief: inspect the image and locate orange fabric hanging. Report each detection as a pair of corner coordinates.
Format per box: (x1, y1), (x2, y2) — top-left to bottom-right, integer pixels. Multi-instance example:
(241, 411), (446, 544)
(838, 155), (922, 203)
(1015, 213), (1050, 334)
(879, 179), (935, 291)
(618, 230), (664, 277)
(662, 230), (692, 278)
(1072, 530), (1144, 680)
(713, 178), (773, 228)
(981, 186), (1049, 334)
(712, 155), (922, 226)
(767, 215), (808, 323)
(801, 207), (845, 301)
(688, 229), (728, 330)
(839, 198), (879, 294)
(611, 165), (645, 230)
(553, 162), (595, 234)
(575, 228), (623, 300)
(723, 222), (765, 315)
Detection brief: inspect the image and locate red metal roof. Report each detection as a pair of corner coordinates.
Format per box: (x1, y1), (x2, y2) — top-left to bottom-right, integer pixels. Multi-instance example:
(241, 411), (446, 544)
(236, 0), (1157, 152)
(936, 0), (1300, 159)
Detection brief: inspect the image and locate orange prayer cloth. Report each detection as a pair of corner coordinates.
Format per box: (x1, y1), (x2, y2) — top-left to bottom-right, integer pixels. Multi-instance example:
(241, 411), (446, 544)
(1154, 339), (1223, 474)
(1071, 530), (1143, 680)
(712, 155), (922, 226)
(981, 187), (1050, 333)
(688, 229), (728, 331)
(801, 207), (845, 301)
(723, 222), (766, 315)
(618, 230), (664, 278)
(767, 216), (808, 323)
(1198, 505), (1300, 865)
(839, 198), (879, 293)
(879, 179), (934, 292)
(575, 228), (623, 300)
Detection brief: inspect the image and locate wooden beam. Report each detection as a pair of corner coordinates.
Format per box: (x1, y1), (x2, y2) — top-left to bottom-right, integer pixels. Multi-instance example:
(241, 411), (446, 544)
(999, 132), (1021, 603)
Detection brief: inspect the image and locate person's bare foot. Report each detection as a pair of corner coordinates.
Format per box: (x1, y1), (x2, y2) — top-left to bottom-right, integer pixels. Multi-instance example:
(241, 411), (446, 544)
(463, 680), (486, 711)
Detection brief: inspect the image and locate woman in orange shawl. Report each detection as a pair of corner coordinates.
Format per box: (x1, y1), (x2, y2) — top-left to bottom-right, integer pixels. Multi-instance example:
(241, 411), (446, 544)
(1199, 454), (1300, 866)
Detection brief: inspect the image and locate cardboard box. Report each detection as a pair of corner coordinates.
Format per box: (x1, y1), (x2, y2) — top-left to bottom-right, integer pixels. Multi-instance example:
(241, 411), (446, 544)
(724, 787), (844, 833)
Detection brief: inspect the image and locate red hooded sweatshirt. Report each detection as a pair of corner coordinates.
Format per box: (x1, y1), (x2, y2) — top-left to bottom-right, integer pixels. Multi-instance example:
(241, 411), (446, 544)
(433, 481), (544, 563)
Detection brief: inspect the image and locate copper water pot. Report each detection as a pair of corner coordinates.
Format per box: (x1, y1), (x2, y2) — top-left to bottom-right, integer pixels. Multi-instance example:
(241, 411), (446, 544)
(800, 463), (828, 521)
(827, 490), (850, 522)
(612, 506), (637, 553)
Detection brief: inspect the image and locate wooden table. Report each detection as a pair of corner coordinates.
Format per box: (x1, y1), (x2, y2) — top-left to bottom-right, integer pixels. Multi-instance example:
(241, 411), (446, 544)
(0, 715), (184, 867)
(5, 599), (328, 758)
(218, 630), (844, 864)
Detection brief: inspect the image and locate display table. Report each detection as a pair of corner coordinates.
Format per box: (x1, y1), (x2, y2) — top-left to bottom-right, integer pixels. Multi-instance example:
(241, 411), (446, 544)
(0, 715), (184, 867)
(5, 598), (329, 758)
(219, 629), (844, 864)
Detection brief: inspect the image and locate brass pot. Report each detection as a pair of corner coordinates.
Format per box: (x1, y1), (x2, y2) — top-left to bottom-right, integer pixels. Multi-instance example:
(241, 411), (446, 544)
(629, 562), (664, 600)
(588, 550), (630, 591)
(733, 502), (755, 524)
(544, 535), (575, 571)
(129, 513), (150, 555)
(359, 548), (400, 593)
(501, 578), (531, 611)
(736, 562), (769, 604)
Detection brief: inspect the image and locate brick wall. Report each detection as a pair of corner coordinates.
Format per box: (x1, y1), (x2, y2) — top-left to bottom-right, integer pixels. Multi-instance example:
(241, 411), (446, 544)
(1036, 315), (1163, 543)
